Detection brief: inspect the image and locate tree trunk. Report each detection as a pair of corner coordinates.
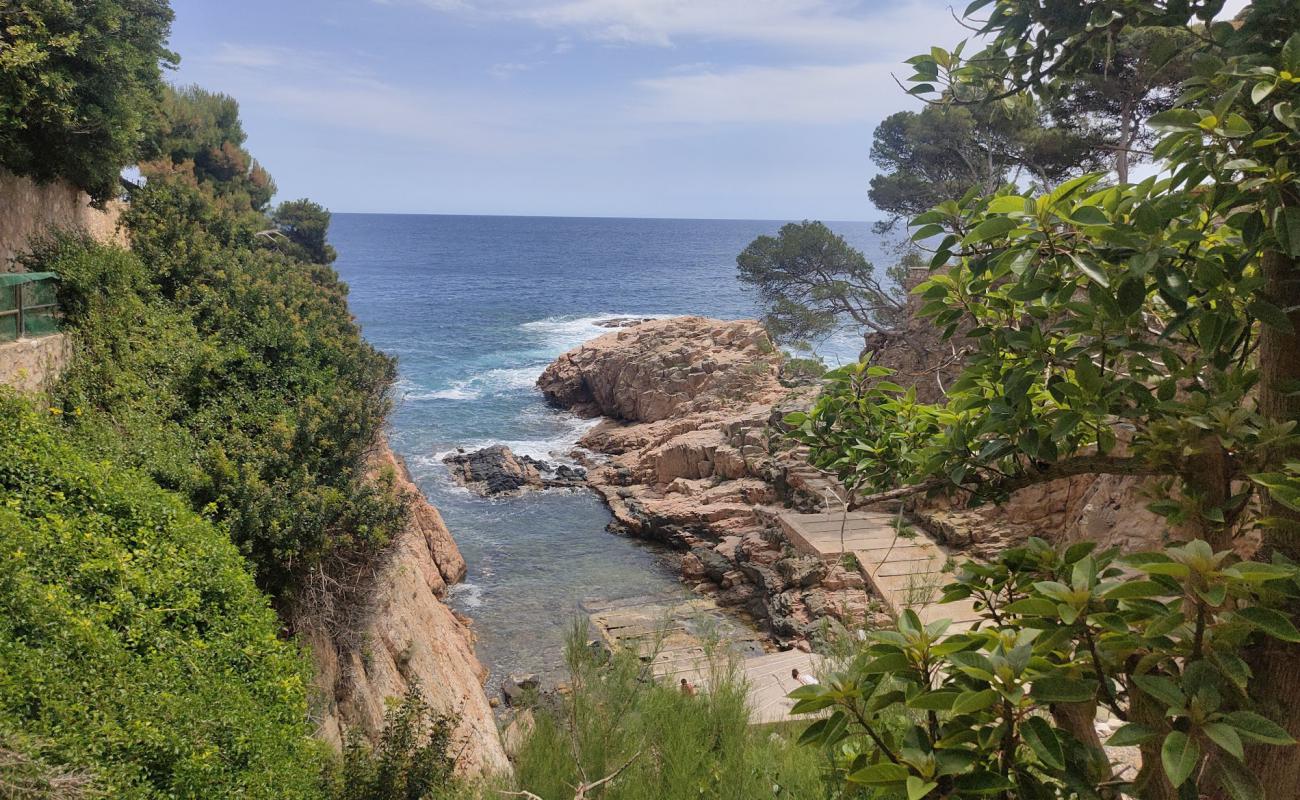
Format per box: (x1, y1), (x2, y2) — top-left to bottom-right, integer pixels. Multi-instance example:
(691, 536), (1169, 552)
(1051, 702), (1118, 796)
(1244, 247), (1300, 796)
(1116, 99), (1134, 185)
(1129, 685), (1179, 800)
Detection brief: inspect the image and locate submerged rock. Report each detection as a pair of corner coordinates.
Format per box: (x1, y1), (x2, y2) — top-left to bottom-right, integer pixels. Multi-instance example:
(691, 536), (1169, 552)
(443, 445), (586, 496)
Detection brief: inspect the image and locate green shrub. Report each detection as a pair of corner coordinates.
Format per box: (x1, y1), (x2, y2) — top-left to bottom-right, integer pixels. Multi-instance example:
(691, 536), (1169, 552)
(27, 209), (402, 596)
(0, 392), (325, 798)
(0, 1), (176, 201)
(331, 685), (458, 800)
(511, 627), (838, 800)
(781, 356), (828, 386)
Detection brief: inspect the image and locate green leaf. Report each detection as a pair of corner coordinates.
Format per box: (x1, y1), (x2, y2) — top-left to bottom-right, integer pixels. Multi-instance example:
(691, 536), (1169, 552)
(1215, 755), (1266, 800)
(1204, 722), (1245, 760)
(1107, 723), (1159, 747)
(1070, 205), (1109, 226)
(1069, 253), (1110, 287)
(1283, 32), (1300, 73)
(1133, 674), (1185, 710)
(907, 776), (939, 800)
(847, 763), (910, 786)
(953, 771), (1015, 794)
(907, 691), (961, 711)
(1224, 711), (1296, 745)
(862, 652), (912, 674)
(1021, 716), (1065, 770)
(1248, 299), (1296, 333)
(1236, 606), (1300, 642)
(1101, 580), (1170, 600)
(952, 689), (999, 714)
(1161, 730), (1200, 787)
(1252, 80), (1277, 104)
(962, 216), (1020, 245)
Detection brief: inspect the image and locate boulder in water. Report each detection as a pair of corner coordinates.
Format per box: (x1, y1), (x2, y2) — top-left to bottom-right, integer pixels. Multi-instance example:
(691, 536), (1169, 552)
(443, 445), (586, 496)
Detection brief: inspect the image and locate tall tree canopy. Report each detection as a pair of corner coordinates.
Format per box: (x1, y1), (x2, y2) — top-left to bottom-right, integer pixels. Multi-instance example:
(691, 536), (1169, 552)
(1047, 25), (1198, 182)
(791, 1), (1300, 797)
(869, 96), (1101, 232)
(141, 85), (275, 217)
(0, 0), (175, 201)
(736, 220), (904, 346)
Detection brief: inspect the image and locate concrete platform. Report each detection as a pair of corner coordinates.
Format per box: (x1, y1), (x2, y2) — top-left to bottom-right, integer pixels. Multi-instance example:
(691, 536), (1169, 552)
(583, 594), (823, 724)
(778, 510), (982, 631)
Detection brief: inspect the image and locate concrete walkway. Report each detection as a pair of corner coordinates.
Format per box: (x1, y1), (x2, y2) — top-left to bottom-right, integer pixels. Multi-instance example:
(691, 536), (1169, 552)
(583, 594), (823, 724)
(777, 510), (983, 630)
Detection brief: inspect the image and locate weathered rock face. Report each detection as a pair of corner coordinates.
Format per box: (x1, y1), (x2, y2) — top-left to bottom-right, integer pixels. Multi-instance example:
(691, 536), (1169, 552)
(537, 316), (784, 421)
(300, 439), (508, 777)
(443, 445), (585, 496)
(539, 316), (877, 650)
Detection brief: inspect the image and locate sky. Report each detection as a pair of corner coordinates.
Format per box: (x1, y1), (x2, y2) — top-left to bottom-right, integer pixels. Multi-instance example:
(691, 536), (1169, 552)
(165, 0), (1251, 220)
(165, 0), (973, 220)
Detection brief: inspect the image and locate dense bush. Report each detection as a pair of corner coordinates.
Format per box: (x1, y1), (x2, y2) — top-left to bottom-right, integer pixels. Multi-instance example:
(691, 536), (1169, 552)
(511, 627), (836, 800)
(0, 1), (175, 201)
(331, 685), (458, 800)
(27, 207), (402, 596)
(0, 392), (325, 798)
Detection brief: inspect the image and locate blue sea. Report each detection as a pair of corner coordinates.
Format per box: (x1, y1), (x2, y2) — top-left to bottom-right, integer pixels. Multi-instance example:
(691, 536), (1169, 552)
(330, 214), (883, 685)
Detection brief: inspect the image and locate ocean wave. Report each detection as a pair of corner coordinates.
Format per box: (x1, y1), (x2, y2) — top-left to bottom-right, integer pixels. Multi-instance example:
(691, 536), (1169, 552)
(432, 416), (600, 464)
(520, 312), (673, 354)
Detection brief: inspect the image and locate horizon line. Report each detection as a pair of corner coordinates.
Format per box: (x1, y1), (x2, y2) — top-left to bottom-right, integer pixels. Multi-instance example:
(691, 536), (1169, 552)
(330, 210), (882, 225)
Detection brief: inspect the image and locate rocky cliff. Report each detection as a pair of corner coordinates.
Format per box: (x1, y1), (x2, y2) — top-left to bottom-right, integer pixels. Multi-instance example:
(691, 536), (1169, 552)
(299, 438), (509, 776)
(538, 317), (882, 648)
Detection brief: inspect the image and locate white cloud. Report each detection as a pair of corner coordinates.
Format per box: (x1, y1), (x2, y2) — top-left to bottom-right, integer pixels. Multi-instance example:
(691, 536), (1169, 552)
(389, 0), (962, 54)
(637, 62), (907, 125)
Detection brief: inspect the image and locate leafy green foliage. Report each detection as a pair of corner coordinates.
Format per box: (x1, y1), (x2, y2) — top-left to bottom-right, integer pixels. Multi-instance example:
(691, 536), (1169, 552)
(0, 0), (176, 201)
(29, 199), (402, 596)
(793, 538), (1300, 799)
(275, 199), (339, 265)
(737, 220), (905, 344)
(332, 685), (458, 800)
(512, 627), (836, 800)
(141, 85), (276, 216)
(0, 392), (325, 798)
(869, 98), (1101, 233)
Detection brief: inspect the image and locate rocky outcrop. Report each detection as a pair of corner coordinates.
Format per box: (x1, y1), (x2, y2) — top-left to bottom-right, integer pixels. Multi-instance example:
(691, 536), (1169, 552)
(300, 438), (509, 777)
(538, 317), (879, 649)
(443, 445), (585, 496)
(538, 316), (785, 421)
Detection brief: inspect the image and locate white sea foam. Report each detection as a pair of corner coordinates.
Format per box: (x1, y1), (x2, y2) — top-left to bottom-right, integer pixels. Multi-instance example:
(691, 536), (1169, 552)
(520, 312), (673, 354)
(448, 582), (484, 609)
(433, 416), (600, 464)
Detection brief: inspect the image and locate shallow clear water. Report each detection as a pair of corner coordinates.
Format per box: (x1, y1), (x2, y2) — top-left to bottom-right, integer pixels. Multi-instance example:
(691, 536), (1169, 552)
(330, 214), (883, 684)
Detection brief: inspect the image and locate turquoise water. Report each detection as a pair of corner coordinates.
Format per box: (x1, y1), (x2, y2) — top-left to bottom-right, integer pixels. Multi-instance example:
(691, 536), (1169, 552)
(330, 214), (882, 684)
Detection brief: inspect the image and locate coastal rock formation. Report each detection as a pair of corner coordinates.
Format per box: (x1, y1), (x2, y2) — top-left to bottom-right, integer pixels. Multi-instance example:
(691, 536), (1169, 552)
(539, 317), (877, 648)
(538, 315), (785, 421)
(443, 444), (586, 496)
(300, 438), (509, 777)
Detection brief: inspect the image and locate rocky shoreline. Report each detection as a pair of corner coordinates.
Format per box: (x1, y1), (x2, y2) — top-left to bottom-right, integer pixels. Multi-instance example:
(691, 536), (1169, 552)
(528, 316), (884, 650)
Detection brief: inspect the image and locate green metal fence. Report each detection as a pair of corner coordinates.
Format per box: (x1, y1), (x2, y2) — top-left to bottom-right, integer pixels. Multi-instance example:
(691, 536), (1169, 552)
(0, 272), (60, 343)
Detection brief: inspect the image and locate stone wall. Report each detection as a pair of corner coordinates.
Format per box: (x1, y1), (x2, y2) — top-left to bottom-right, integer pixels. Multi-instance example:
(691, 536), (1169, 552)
(0, 334), (70, 394)
(0, 168), (127, 270)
